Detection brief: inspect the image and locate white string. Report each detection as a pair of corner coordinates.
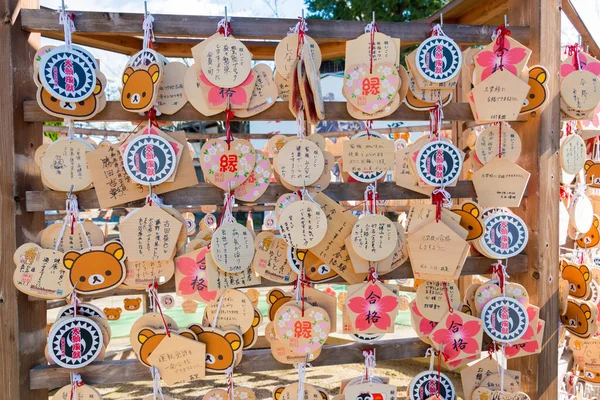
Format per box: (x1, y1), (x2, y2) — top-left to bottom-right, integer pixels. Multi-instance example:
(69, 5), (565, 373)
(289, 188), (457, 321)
(296, 360), (311, 400)
(146, 193), (164, 207)
(361, 350), (376, 383)
(212, 291), (227, 328)
(221, 192), (235, 225)
(432, 187), (453, 208)
(54, 194), (79, 252)
(142, 13), (155, 50)
(363, 184), (377, 215)
(226, 365), (234, 400)
(146, 282), (156, 313)
(430, 23), (446, 37)
(500, 344), (506, 392)
(296, 111), (305, 140)
(70, 373), (82, 398)
(150, 366), (165, 400)
(67, 120), (75, 140)
(288, 18), (308, 35)
(57, 5), (75, 49)
(364, 22), (377, 34)
(425, 347), (435, 371)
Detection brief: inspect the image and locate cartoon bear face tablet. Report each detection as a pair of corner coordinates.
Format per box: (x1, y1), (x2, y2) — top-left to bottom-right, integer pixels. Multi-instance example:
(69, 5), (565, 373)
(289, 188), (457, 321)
(561, 299), (598, 338)
(63, 241), (126, 294)
(188, 325), (242, 373)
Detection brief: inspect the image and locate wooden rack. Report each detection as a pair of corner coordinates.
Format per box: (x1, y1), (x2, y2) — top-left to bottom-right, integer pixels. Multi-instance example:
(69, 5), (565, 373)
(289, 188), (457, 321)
(1, 1), (562, 399)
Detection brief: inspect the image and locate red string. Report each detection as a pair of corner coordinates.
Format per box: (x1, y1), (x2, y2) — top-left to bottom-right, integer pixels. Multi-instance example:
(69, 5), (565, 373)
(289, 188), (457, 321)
(225, 109), (235, 150)
(431, 191), (444, 223)
(365, 120), (373, 138)
(70, 213), (76, 235)
(429, 102), (442, 138)
(437, 350), (442, 395)
(493, 25), (512, 71)
(369, 22), (379, 74)
(69, 378), (84, 400)
(560, 187), (573, 200)
(145, 108), (160, 128)
(491, 262), (506, 293)
(296, 189), (304, 200)
(498, 122), (503, 158)
(216, 192), (234, 230)
(367, 266), (377, 283)
(295, 16), (306, 58)
(566, 123), (572, 137)
(147, 282), (171, 337)
(442, 282), (454, 313)
(567, 44), (582, 70)
(217, 21), (233, 36)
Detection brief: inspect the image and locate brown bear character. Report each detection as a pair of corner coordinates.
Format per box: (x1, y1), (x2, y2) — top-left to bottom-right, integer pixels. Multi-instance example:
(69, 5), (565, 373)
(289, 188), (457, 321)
(242, 308), (262, 350)
(187, 325), (242, 372)
(38, 77), (104, 120)
(63, 241), (126, 294)
(272, 386), (284, 400)
(577, 215), (600, 248)
(137, 328), (167, 367)
(561, 298), (598, 339)
(560, 259), (592, 298)
(584, 160), (600, 189)
(452, 201), (485, 241)
(292, 248), (337, 282)
(576, 365), (600, 384)
(121, 63), (161, 112)
(267, 289), (292, 321)
(104, 307), (122, 321)
(520, 66), (548, 114)
(124, 297), (142, 311)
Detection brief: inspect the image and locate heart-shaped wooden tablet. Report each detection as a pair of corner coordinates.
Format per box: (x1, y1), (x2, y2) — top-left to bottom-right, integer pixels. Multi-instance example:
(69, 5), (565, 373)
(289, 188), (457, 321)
(200, 139), (256, 191)
(343, 63), (400, 114)
(235, 150), (272, 202)
(273, 303), (330, 354)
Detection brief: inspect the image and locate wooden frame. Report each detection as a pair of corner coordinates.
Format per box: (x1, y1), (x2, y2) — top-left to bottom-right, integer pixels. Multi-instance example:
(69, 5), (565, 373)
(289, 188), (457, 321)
(2, 1), (567, 398)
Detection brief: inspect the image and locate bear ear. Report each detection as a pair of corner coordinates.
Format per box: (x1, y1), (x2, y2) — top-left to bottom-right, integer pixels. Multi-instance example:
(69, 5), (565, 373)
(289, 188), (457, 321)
(122, 67), (134, 84)
(224, 332), (242, 351)
(318, 390), (328, 400)
(530, 66), (547, 84)
(180, 331), (196, 340)
(105, 242), (125, 261)
(252, 310), (261, 327)
(148, 63), (161, 83)
(581, 303), (592, 319)
(581, 266), (591, 281)
(103, 308), (109, 313)
(268, 289), (284, 305)
(93, 78), (103, 95)
(559, 259), (568, 270)
(117, 307), (122, 313)
(63, 251), (81, 270)
(463, 203), (479, 218)
(188, 324), (204, 336)
(594, 216), (599, 228)
(273, 387), (284, 400)
(138, 328), (155, 344)
(585, 160), (595, 171)
(136, 298), (142, 304)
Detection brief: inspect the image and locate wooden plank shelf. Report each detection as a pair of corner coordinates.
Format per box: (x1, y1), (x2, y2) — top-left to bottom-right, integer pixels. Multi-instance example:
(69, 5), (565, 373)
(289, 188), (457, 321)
(28, 255), (527, 302)
(29, 337), (431, 390)
(20, 9), (529, 46)
(26, 181), (528, 211)
(23, 101), (507, 123)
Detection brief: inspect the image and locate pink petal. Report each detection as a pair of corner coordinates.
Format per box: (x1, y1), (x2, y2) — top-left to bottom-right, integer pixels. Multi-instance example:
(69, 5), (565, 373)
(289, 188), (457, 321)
(503, 64), (518, 76)
(377, 295), (399, 313)
(476, 51), (498, 68)
(461, 337), (480, 354)
(504, 344), (522, 358)
(200, 288), (218, 302)
(354, 313), (372, 331)
(421, 318), (437, 335)
(208, 87), (227, 106)
(520, 325), (535, 341)
(178, 276), (196, 295)
(348, 297), (369, 314)
(442, 343), (460, 361)
(229, 88), (248, 107)
(200, 71), (215, 87)
(432, 328), (450, 345)
(503, 48), (527, 65)
(176, 257), (198, 276)
(461, 320), (482, 337)
(445, 312), (464, 329)
(481, 66), (495, 82)
(561, 64), (576, 77)
(410, 300), (423, 317)
(240, 71), (255, 87)
(196, 248), (209, 264)
(373, 312), (392, 330)
(584, 62), (600, 76)
(366, 284), (382, 298)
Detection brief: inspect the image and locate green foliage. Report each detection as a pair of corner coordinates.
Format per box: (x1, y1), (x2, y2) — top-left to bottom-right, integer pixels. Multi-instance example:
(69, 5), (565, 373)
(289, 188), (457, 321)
(306, 0), (448, 22)
(43, 121), (62, 142)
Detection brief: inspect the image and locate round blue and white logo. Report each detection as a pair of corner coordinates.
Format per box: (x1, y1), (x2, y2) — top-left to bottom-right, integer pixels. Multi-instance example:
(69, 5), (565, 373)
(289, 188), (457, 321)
(39, 45), (96, 102)
(48, 316), (103, 368)
(481, 213), (528, 259)
(123, 135), (176, 185)
(416, 36), (462, 83)
(481, 296), (528, 343)
(416, 141), (462, 186)
(409, 370), (455, 400)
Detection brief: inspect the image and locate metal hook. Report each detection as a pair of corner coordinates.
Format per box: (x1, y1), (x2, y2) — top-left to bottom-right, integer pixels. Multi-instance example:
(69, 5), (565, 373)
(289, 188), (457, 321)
(61, 0), (65, 11)
(440, 13), (443, 27)
(372, 11), (375, 25)
(504, 14), (508, 27)
(144, 0), (148, 16)
(67, 184), (74, 198)
(148, 183), (153, 199)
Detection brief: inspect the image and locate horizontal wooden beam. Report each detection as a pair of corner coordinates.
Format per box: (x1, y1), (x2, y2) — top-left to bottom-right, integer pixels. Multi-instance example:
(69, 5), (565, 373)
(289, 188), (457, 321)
(25, 101), (526, 123)
(30, 336), (431, 390)
(561, 0), (600, 57)
(25, 181), (486, 211)
(20, 9), (530, 46)
(28, 254), (527, 301)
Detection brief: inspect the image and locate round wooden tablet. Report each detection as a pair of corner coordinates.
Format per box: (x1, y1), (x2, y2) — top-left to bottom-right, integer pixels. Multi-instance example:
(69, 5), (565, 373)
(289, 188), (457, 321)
(41, 138), (95, 192)
(201, 37), (252, 88)
(210, 223), (255, 273)
(561, 70), (600, 111)
(475, 124), (522, 164)
(415, 280), (460, 322)
(52, 384), (103, 400)
(275, 34), (321, 80)
(205, 289), (255, 332)
(277, 139), (325, 187)
(560, 134), (586, 175)
(278, 200), (327, 249)
(570, 193), (594, 233)
(350, 214), (398, 261)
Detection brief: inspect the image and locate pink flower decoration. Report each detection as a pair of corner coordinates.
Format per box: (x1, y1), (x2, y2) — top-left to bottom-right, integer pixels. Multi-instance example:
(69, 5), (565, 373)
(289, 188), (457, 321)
(561, 52), (600, 78)
(476, 41), (527, 81)
(347, 284), (399, 331)
(582, 104), (600, 129)
(519, 305), (538, 341)
(175, 247), (218, 302)
(505, 340), (539, 358)
(432, 312), (482, 361)
(200, 70), (254, 108)
(411, 300), (438, 335)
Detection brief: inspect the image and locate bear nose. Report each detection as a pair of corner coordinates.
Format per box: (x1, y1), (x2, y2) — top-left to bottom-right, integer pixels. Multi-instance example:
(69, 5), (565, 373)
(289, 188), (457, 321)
(131, 93), (141, 104)
(319, 265), (330, 275)
(205, 354), (216, 364)
(88, 274), (105, 285)
(60, 101), (75, 110)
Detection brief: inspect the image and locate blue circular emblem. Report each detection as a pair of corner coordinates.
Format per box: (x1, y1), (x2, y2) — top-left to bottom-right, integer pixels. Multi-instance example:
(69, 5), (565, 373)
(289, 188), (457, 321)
(481, 213), (528, 259)
(416, 141), (462, 186)
(481, 296), (528, 343)
(416, 36), (462, 83)
(123, 135), (176, 185)
(39, 45), (96, 102)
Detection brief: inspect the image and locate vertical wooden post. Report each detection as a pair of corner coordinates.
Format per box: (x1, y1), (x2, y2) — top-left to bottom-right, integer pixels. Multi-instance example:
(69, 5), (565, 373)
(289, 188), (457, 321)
(508, 0), (561, 398)
(0, 1), (47, 398)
